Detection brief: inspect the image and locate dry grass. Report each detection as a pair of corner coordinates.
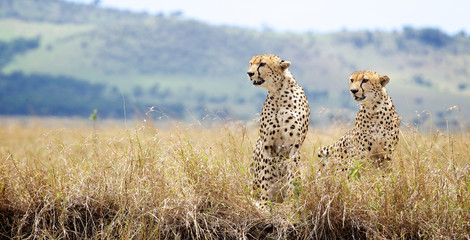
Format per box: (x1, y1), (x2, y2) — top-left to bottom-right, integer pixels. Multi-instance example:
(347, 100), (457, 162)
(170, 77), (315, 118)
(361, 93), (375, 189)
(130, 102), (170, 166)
(0, 118), (469, 239)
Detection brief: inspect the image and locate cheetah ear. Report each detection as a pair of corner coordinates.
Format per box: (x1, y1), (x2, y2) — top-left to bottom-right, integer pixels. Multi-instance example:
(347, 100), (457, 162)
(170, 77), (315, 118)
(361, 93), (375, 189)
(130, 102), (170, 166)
(380, 75), (390, 87)
(280, 60), (291, 70)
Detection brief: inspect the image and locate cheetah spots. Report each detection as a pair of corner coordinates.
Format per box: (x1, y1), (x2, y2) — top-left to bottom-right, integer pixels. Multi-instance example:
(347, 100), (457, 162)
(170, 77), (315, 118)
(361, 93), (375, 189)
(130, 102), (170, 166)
(248, 54), (310, 206)
(318, 70), (399, 168)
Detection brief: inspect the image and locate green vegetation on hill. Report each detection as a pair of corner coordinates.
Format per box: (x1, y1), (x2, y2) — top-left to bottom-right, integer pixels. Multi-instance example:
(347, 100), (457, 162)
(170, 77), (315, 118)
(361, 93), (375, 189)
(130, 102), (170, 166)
(0, 0), (469, 129)
(0, 72), (123, 117)
(0, 37), (39, 68)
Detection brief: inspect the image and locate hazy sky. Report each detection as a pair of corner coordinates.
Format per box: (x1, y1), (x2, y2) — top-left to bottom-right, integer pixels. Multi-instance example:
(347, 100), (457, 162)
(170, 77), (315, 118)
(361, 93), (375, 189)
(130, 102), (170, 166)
(67, 0), (469, 34)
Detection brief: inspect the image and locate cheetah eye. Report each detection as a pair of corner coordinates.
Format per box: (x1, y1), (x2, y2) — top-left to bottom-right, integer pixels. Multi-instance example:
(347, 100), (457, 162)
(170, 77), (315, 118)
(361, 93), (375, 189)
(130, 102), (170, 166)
(350, 79), (354, 83)
(259, 62), (266, 67)
(362, 79), (369, 83)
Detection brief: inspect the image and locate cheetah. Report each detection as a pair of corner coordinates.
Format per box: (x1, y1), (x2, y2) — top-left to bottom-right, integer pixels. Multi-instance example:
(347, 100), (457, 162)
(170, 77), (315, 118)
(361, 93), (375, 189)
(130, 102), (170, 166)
(317, 70), (399, 168)
(247, 54), (310, 205)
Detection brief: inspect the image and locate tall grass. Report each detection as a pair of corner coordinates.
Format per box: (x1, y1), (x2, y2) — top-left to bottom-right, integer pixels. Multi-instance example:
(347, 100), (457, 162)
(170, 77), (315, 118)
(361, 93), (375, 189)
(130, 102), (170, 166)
(0, 119), (469, 239)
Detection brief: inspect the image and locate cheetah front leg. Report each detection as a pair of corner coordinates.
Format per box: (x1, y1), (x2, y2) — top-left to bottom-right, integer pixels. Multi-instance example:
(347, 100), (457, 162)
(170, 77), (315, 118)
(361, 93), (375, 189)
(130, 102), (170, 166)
(253, 145), (298, 205)
(317, 137), (346, 168)
(251, 156), (286, 208)
(317, 145), (333, 167)
(275, 119), (305, 200)
(250, 141), (285, 208)
(317, 130), (360, 170)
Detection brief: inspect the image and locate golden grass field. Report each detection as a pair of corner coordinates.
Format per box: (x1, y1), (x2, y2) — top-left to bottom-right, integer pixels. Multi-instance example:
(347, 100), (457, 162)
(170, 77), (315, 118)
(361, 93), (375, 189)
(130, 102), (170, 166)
(0, 118), (469, 239)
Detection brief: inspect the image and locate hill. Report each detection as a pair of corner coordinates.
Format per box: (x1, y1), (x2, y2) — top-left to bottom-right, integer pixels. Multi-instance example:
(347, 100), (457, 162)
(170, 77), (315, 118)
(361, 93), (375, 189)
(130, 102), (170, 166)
(1, 0), (469, 128)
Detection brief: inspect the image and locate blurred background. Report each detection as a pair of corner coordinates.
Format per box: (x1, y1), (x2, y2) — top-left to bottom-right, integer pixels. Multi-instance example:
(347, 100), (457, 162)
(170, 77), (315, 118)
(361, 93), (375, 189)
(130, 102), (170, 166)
(0, 0), (469, 130)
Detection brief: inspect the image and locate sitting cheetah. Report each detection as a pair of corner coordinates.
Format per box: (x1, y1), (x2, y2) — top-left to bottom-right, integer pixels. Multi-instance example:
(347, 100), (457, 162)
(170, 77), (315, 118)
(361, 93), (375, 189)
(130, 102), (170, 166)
(317, 70), (399, 168)
(247, 54), (310, 205)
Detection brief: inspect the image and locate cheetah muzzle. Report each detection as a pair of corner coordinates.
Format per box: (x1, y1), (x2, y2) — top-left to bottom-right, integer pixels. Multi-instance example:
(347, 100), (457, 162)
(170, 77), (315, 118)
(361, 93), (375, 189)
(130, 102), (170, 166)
(247, 71), (265, 86)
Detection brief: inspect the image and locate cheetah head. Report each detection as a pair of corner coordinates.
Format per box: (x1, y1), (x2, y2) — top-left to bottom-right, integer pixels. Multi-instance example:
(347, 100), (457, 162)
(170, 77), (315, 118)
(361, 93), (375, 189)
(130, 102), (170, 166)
(349, 70), (390, 102)
(247, 54), (291, 91)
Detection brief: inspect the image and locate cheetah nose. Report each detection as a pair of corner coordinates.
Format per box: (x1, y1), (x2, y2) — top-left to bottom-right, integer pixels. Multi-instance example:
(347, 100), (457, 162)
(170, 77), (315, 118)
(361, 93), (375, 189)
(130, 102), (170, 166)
(350, 89), (359, 94)
(247, 72), (255, 77)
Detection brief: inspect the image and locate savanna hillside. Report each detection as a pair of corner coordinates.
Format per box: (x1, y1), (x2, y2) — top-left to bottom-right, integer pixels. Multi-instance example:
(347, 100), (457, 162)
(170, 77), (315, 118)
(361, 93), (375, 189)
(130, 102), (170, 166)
(0, 0), (469, 128)
(0, 118), (469, 239)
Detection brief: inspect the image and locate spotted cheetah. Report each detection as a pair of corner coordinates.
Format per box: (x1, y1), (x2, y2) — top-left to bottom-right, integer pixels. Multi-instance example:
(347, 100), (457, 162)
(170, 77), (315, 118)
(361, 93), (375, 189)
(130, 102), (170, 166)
(317, 70), (399, 168)
(247, 54), (310, 205)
